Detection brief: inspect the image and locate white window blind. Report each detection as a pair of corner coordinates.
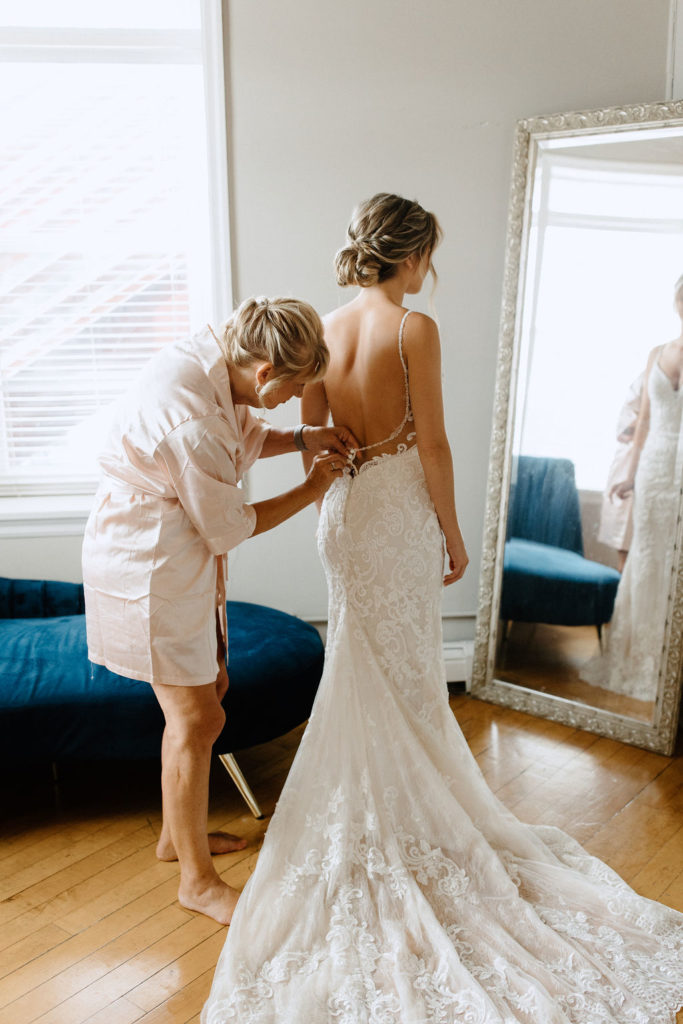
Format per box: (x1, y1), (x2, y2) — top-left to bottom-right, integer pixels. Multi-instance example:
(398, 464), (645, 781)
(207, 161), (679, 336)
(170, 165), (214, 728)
(0, 0), (230, 497)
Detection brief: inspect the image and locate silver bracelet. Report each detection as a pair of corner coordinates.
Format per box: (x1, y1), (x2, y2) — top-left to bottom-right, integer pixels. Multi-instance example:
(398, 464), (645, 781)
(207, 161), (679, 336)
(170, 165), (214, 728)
(293, 424), (309, 451)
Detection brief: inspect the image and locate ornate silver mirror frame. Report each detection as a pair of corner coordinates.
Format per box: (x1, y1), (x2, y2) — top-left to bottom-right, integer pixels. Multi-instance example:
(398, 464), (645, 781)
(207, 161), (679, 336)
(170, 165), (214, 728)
(471, 100), (683, 755)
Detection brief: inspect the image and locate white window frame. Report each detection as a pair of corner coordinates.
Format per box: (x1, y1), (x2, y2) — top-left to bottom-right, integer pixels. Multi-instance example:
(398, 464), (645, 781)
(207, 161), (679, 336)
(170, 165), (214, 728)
(0, 0), (232, 537)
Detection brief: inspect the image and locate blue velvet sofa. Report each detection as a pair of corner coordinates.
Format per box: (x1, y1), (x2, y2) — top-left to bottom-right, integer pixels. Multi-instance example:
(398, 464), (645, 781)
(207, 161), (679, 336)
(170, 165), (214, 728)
(0, 577), (324, 816)
(501, 456), (621, 635)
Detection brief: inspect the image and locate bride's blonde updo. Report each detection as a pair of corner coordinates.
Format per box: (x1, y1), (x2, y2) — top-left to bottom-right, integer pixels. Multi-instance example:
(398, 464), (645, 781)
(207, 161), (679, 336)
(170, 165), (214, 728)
(217, 296), (329, 399)
(335, 192), (442, 288)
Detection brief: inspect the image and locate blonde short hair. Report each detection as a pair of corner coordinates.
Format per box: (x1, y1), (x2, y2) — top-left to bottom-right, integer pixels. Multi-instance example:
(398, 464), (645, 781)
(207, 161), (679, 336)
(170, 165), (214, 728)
(335, 192), (442, 288)
(217, 296), (328, 399)
(675, 274), (683, 299)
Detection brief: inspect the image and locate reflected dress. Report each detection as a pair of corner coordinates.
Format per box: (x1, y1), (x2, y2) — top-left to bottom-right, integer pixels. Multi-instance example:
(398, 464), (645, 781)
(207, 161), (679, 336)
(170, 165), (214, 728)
(583, 359), (683, 701)
(203, 314), (683, 1023)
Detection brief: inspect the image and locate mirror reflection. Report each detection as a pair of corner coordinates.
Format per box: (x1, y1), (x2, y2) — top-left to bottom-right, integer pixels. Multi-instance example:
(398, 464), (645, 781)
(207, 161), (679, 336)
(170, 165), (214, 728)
(495, 129), (683, 725)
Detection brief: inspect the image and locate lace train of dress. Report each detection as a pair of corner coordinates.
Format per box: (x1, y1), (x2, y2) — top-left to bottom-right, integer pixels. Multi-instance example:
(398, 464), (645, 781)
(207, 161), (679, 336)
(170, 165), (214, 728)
(202, 446), (683, 1024)
(582, 362), (683, 700)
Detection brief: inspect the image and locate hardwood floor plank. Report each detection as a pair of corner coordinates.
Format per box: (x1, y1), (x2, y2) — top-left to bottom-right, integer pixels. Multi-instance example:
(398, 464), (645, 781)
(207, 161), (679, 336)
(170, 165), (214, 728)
(0, 834), (172, 952)
(126, 931), (225, 1012)
(0, 698), (680, 1024)
(82, 996), (146, 1024)
(632, 758), (683, 813)
(0, 906), (190, 1023)
(29, 917), (220, 1024)
(0, 819), (121, 874)
(0, 822), (160, 926)
(0, 815), (156, 902)
(0, 811), (120, 860)
(584, 796), (683, 881)
(130, 968), (215, 1024)
(0, 924), (72, 983)
(629, 825), (683, 900)
(56, 816), (263, 937)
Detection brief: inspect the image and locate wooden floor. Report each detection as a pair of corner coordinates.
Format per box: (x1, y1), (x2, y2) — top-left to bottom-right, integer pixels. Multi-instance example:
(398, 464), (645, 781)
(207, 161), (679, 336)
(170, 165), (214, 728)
(496, 622), (656, 722)
(1, 694), (682, 1023)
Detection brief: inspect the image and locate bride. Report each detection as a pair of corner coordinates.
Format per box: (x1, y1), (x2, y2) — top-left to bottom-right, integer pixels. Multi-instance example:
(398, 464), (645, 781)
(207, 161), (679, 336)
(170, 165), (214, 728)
(581, 275), (683, 702)
(202, 194), (683, 1023)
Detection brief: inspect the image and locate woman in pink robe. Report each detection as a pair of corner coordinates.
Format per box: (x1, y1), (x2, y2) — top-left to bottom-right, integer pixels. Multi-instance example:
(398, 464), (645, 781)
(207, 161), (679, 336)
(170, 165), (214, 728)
(82, 296), (356, 925)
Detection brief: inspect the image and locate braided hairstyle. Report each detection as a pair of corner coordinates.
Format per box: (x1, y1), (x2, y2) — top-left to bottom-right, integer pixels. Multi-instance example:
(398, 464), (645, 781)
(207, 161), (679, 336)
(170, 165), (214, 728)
(335, 192), (442, 288)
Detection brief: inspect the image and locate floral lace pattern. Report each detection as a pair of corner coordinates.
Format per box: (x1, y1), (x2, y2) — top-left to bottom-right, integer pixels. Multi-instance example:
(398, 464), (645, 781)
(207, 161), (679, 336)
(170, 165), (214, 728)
(203, 447), (683, 1024)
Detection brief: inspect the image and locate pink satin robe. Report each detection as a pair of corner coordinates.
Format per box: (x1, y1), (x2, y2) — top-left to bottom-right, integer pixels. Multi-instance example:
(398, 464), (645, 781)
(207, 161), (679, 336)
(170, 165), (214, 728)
(82, 326), (269, 686)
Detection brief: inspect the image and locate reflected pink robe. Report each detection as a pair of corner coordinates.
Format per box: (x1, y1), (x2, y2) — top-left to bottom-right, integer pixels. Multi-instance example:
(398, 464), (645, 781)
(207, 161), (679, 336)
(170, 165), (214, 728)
(597, 372), (643, 551)
(82, 326), (269, 686)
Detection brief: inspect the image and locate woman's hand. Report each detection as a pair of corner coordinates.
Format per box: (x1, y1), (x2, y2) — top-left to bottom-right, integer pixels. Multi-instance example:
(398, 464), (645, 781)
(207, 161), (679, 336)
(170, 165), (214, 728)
(443, 532), (468, 586)
(304, 452), (346, 498)
(610, 478), (634, 501)
(303, 425), (359, 459)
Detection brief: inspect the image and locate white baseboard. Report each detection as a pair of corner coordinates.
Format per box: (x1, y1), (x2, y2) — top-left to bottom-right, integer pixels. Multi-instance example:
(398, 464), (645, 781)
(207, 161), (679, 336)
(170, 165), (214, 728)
(443, 640), (474, 691)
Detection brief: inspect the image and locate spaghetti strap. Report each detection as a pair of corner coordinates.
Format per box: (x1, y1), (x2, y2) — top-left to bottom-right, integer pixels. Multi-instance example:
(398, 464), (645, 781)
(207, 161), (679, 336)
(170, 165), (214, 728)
(397, 309), (411, 382)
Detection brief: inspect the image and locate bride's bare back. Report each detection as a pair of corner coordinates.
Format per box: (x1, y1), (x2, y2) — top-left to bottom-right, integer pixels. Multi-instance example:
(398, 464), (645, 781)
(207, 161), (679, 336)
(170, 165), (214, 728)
(301, 274), (468, 584)
(319, 300), (417, 471)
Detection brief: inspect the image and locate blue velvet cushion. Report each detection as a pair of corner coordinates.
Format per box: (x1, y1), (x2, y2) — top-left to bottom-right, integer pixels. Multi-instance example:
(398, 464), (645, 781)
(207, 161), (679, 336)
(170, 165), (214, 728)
(0, 577), (85, 618)
(501, 538), (621, 627)
(506, 456), (584, 554)
(0, 579), (324, 763)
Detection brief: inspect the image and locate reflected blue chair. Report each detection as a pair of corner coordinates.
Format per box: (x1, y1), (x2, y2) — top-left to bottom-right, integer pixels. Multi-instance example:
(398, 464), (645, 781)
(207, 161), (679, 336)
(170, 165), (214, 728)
(501, 456), (621, 639)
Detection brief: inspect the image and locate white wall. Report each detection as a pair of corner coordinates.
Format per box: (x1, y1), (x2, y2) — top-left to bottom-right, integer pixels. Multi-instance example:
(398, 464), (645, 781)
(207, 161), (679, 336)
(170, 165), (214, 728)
(1, 0), (672, 639)
(221, 0), (671, 636)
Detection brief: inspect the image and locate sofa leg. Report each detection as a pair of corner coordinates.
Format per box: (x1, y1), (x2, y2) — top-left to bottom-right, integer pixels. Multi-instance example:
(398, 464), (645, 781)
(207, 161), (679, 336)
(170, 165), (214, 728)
(217, 752), (265, 819)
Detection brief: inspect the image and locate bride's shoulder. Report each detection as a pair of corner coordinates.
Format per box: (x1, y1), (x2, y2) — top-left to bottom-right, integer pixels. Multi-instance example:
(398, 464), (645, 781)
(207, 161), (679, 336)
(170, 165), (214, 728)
(403, 311), (441, 356)
(322, 304), (354, 340)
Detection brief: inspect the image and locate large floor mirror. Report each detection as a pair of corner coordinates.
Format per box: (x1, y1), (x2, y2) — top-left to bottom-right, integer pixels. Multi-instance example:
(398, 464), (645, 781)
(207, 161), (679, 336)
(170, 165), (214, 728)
(472, 101), (683, 755)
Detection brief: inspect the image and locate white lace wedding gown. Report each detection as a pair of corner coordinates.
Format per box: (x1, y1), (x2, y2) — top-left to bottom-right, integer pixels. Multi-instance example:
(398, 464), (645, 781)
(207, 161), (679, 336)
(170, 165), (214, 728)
(582, 359), (683, 701)
(202, 320), (683, 1024)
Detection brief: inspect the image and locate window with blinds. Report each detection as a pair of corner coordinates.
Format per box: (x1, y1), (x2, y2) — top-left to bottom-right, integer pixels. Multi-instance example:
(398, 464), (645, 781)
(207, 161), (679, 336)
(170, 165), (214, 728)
(0, 0), (229, 496)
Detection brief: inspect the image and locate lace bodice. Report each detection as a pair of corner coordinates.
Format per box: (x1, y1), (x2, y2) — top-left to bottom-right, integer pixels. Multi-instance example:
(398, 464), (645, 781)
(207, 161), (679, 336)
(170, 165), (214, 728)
(648, 360), (682, 441)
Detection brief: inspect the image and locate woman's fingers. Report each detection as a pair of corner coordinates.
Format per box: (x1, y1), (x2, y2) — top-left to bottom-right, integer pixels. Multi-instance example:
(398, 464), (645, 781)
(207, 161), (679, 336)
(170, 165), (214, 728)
(305, 426), (360, 457)
(610, 480), (632, 501)
(326, 435), (350, 456)
(334, 426), (360, 453)
(306, 451), (346, 496)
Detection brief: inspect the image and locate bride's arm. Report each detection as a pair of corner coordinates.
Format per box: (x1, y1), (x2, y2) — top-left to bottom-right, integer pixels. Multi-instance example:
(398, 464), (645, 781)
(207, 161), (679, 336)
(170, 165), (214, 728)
(301, 380), (331, 511)
(404, 314), (468, 585)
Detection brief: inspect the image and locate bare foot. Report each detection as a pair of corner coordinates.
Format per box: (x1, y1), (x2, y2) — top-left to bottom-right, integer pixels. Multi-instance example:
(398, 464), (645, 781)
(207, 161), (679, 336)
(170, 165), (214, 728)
(156, 830), (247, 862)
(178, 877), (240, 926)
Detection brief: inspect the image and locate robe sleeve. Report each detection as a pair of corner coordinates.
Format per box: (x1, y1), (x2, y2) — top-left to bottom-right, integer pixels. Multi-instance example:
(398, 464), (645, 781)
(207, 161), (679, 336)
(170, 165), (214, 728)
(155, 417), (257, 555)
(237, 406), (270, 469)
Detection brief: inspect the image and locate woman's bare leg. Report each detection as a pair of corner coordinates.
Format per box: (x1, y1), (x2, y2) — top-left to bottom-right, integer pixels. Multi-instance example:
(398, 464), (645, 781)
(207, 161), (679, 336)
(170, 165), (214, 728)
(151, 678), (242, 925)
(155, 663), (247, 860)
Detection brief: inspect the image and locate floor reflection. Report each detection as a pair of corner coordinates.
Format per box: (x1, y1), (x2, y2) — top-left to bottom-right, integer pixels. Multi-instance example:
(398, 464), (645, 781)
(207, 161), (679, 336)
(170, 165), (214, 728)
(495, 622), (655, 724)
